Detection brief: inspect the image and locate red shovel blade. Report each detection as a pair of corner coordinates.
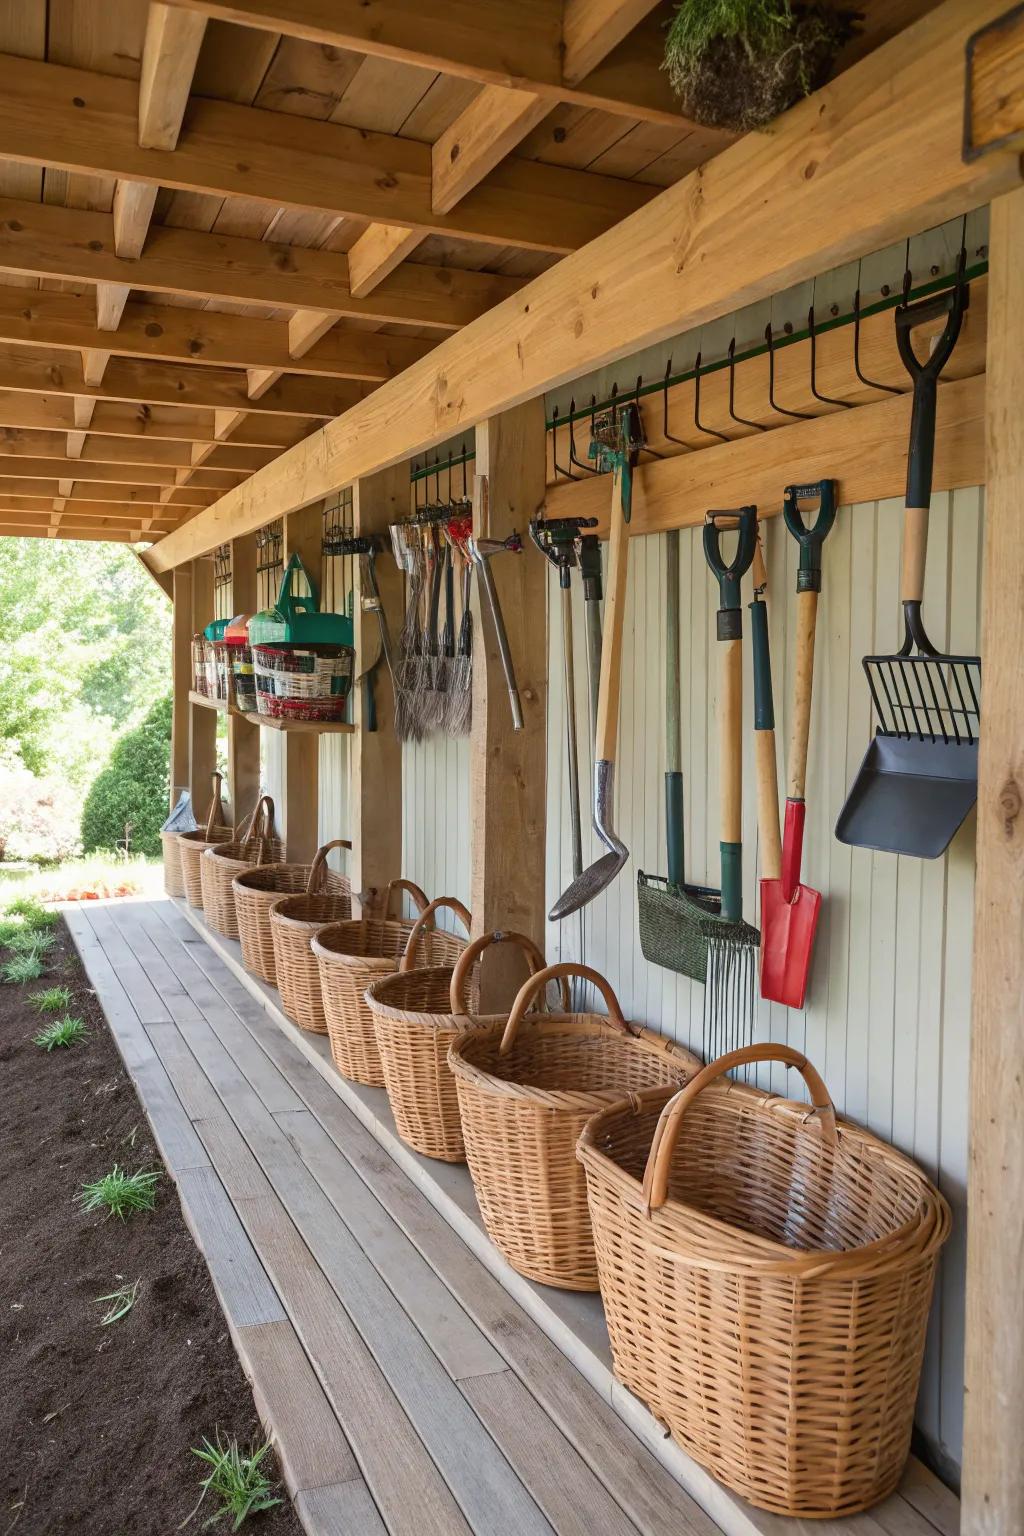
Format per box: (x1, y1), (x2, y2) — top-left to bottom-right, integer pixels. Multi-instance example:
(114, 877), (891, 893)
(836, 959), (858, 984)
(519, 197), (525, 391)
(759, 800), (821, 1009)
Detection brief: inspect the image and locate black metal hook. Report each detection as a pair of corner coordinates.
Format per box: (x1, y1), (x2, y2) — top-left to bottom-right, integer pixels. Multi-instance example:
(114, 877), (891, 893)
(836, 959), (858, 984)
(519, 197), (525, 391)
(551, 406), (577, 482)
(632, 375), (663, 460)
(693, 350), (729, 444)
(568, 397), (598, 476)
(853, 265), (901, 395)
(727, 337), (765, 432)
(808, 304), (852, 409)
(662, 358), (689, 448)
(765, 322), (812, 420)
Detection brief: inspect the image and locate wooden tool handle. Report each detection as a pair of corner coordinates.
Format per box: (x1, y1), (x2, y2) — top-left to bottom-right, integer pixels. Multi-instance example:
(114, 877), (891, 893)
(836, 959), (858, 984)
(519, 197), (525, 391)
(719, 638), (742, 845)
(787, 590), (819, 800)
(594, 465), (630, 762)
(204, 772), (224, 838)
(900, 504), (929, 603)
(755, 732), (782, 880)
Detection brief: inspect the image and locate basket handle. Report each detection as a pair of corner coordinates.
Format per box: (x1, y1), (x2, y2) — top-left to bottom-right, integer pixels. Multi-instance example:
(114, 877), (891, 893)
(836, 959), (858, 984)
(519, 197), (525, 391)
(204, 772), (225, 838)
(381, 878), (430, 920)
(641, 1044), (838, 1213)
(306, 838), (352, 893)
(448, 931), (570, 1016)
(499, 962), (627, 1057)
(399, 896), (472, 971)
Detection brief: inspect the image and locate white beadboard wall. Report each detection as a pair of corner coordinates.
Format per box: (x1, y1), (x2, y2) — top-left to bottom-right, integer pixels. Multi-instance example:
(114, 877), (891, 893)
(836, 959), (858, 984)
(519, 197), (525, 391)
(400, 735), (472, 928)
(543, 486), (981, 1480)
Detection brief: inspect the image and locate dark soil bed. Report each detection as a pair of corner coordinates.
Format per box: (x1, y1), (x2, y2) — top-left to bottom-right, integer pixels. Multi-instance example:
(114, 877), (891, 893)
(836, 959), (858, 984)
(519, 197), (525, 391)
(0, 916), (304, 1536)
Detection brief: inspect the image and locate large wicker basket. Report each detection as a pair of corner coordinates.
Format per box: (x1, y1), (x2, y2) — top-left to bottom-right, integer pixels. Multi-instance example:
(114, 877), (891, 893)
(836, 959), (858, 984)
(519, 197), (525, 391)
(312, 882), (453, 1085)
(177, 774), (234, 908)
(269, 844), (355, 1032)
(448, 962), (699, 1290)
(200, 796), (283, 939)
(161, 829), (185, 897)
(577, 1042), (952, 1518)
(367, 927), (555, 1163)
(233, 838), (350, 986)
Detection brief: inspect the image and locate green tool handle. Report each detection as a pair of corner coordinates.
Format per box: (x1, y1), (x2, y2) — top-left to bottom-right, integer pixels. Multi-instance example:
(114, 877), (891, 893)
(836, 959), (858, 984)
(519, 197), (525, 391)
(665, 529), (684, 886)
(719, 634), (743, 923)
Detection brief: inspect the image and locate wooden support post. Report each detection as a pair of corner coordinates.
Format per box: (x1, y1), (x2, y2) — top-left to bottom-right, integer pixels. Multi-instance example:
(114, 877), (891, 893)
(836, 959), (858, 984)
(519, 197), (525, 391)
(351, 463), (406, 912)
(962, 185), (1024, 1536)
(470, 400), (548, 1009)
(189, 556), (217, 824)
(280, 503), (323, 861)
(228, 531), (261, 827)
(170, 565), (192, 810)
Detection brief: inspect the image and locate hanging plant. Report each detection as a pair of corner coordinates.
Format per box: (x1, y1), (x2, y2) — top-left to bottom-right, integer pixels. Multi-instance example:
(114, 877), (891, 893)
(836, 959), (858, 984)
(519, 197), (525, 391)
(663, 0), (859, 133)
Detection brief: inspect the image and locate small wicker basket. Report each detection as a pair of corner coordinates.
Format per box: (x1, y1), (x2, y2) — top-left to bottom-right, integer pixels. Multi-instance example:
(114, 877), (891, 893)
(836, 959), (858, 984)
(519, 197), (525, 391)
(312, 881), (443, 1084)
(161, 829), (185, 897)
(577, 1043), (951, 1518)
(367, 927), (555, 1163)
(448, 962), (699, 1291)
(177, 774), (234, 908)
(269, 843), (355, 1031)
(233, 838), (351, 986)
(200, 796), (283, 938)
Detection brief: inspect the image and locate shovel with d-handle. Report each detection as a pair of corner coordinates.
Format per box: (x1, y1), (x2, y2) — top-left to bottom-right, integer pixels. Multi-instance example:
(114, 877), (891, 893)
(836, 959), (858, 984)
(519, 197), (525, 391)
(550, 403), (643, 920)
(836, 279), (980, 858)
(759, 481), (835, 1008)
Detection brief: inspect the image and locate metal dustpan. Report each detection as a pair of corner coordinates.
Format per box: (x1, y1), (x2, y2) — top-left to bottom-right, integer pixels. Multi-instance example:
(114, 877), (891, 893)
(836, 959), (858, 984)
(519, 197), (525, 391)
(836, 278), (980, 859)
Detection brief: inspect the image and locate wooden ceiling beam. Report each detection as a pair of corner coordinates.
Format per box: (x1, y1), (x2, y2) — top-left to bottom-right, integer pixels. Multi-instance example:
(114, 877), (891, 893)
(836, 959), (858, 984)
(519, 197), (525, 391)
(0, 55), (649, 255)
(0, 287), (435, 382)
(0, 343), (370, 418)
(0, 197), (523, 331)
(0, 479), (216, 507)
(0, 525), (150, 543)
(0, 494), (184, 521)
(147, 0), (1024, 572)
(159, 0), (684, 123)
(0, 454), (246, 487)
(0, 426), (276, 471)
(0, 506), (180, 529)
(0, 390), (311, 447)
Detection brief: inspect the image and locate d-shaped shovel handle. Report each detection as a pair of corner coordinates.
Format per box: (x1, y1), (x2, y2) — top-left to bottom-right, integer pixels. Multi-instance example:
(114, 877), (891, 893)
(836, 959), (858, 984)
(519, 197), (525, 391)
(703, 506), (758, 639)
(783, 479), (836, 594)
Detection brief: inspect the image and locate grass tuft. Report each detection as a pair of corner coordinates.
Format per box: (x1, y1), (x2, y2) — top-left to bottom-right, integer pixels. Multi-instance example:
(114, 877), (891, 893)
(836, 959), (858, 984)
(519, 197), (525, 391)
(7, 926), (55, 956)
(28, 985), (73, 1013)
(95, 1278), (141, 1326)
(187, 1435), (282, 1531)
(33, 1015), (88, 1051)
(77, 1165), (160, 1221)
(4, 896), (59, 930)
(2, 952), (45, 984)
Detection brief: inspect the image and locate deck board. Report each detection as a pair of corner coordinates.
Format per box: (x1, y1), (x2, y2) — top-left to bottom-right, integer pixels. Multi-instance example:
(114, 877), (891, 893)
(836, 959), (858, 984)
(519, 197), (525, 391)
(66, 897), (959, 1536)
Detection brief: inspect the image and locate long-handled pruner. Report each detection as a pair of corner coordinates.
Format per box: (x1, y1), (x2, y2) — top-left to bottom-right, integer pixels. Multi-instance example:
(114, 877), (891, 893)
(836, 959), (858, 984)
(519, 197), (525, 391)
(760, 479), (836, 1008)
(468, 531), (525, 732)
(550, 402), (644, 920)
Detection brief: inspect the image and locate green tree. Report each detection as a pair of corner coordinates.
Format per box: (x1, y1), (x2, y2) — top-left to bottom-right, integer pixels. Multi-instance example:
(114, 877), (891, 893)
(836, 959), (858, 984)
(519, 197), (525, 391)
(80, 695), (173, 858)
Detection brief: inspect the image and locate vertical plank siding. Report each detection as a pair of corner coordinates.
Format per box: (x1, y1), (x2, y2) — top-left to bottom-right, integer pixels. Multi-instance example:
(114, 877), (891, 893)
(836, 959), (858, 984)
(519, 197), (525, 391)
(542, 488), (981, 1478)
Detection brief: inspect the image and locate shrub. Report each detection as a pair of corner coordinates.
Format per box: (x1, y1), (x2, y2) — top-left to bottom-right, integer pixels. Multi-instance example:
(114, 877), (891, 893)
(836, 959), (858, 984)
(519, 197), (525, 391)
(0, 746), (82, 864)
(80, 696), (172, 859)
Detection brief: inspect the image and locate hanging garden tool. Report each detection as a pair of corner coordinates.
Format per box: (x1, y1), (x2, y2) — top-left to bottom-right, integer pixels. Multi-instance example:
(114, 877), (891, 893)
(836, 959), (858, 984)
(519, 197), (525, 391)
(701, 507), (760, 1059)
(322, 527), (397, 735)
(578, 529), (603, 744)
(749, 524), (782, 898)
(530, 514), (599, 879)
(637, 527), (720, 977)
(550, 402), (644, 921)
(443, 510), (474, 737)
(469, 477), (525, 733)
(760, 481), (836, 1008)
(836, 276), (980, 858)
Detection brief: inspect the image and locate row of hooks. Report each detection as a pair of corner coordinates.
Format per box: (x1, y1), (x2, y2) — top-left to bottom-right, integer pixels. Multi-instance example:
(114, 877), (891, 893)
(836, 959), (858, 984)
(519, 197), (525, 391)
(550, 236), (974, 481)
(407, 445), (474, 523)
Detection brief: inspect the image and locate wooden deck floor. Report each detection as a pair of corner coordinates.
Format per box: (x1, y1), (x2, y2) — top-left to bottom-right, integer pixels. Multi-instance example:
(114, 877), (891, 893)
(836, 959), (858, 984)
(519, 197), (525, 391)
(65, 897), (724, 1536)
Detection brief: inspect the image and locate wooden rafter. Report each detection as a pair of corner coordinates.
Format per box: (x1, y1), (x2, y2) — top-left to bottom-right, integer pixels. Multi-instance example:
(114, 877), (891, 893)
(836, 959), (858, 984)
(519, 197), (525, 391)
(0, 55), (650, 255)
(0, 479), (216, 507)
(146, 0), (1024, 572)
(0, 393), (312, 447)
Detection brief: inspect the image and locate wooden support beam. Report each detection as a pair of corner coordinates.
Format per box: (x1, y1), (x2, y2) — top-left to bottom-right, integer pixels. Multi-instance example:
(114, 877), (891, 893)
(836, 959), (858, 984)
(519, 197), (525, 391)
(546, 374), (986, 532)
(347, 226), (423, 300)
(350, 463), (406, 912)
(0, 343), (366, 418)
(280, 503), (322, 862)
(0, 196), (523, 330)
(0, 523), (145, 544)
(961, 185), (1024, 1536)
(0, 497), (181, 524)
(112, 178), (159, 259)
(0, 479), (215, 506)
(189, 556), (218, 823)
(561, 0), (660, 85)
(0, 55), (649, 255)
(160, 0), (688, 123)
(0, 428), (275, 471)
(81, 349), (109, 386)
(171, 563), (193, 806)
(470, 400), (548, 1008)
(148, 0), (1024, 573)
(95, 282), (131, 331)
(0, 390), (300, 446)
(227, 531), (261, 826)
(432, 90), (551, 216)
(139, 3), (208, 150)
(0, 454), (234, 487)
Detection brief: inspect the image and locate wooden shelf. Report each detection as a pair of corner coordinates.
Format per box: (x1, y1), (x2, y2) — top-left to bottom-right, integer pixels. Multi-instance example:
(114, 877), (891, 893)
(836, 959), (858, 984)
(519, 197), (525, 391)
(188, 690), (353, 733)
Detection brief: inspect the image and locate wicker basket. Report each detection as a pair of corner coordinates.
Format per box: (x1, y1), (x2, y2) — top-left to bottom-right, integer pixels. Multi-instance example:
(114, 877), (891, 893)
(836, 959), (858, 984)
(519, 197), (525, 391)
(200, 796), (283, 938)
(449, 962), (698, 1290)
(177, 774), (234, 908)
(233, 838), (351, 986)
(577, 1043), (952, 1518)
(161, 829), (185, 897)
(268, 845), (355, 1031)
(367, 927), (555, 1162)
(312, 880), (439, 1084)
